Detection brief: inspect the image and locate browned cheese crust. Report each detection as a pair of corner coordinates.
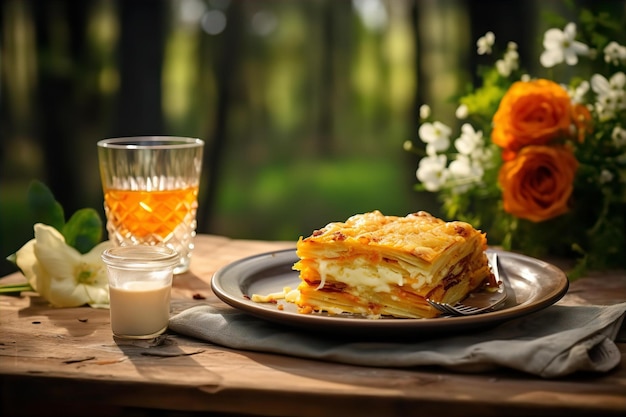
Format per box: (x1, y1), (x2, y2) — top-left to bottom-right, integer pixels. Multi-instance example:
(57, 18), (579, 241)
(293, 210), (497, 319)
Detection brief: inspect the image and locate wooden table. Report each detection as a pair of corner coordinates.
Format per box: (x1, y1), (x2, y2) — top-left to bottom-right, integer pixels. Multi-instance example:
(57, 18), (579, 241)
(1, 235), (625, 417)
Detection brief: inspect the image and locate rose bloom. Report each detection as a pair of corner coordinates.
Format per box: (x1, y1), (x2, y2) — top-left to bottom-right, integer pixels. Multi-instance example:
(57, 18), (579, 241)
(492, 79), (572, 161)
(498, 145), (578, 222)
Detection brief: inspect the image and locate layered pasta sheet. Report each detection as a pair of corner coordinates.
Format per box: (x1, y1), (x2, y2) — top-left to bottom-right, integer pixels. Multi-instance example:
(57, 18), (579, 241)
(292, 211), (497, 318)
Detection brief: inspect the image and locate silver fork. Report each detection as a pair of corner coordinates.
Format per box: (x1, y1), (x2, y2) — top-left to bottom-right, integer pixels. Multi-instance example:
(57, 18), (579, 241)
(427, 252), (505, 317)
(426, 299), (487, 316)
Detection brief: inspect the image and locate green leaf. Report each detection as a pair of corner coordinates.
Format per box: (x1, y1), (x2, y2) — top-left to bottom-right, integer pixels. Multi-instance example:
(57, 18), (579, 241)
(62, 208), (103, 254)
(27, 180), (65, 231)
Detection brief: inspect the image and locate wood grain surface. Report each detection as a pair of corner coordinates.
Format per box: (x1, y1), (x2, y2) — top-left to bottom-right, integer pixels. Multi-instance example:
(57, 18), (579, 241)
(1, 235), (625, 417)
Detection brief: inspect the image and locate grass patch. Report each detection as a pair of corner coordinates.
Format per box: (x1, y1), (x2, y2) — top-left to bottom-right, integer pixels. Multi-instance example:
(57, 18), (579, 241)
(210, 157), (436, 241)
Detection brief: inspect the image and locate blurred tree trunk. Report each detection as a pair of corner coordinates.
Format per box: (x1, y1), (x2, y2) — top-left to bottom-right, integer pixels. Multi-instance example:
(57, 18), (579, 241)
(33, 0), (89, 215)
(111, 0), (165, 136)
(199, 2), (243, 234)
(316, 0), (337, 157)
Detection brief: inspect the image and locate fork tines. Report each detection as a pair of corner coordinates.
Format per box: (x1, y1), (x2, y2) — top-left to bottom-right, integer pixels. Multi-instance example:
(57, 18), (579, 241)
(426, 299), (486, 316)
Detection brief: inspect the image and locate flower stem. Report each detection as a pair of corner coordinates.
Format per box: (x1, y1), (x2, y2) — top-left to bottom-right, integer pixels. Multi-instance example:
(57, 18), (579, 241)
(0, 283), (33, 294)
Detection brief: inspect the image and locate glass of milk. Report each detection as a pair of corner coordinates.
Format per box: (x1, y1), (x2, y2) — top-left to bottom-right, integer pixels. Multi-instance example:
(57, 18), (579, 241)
(102, 245), (179, 339)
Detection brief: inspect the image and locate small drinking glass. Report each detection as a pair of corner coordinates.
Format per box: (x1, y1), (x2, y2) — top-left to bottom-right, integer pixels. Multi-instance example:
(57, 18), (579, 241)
(97, 136), (204, 274)
(102, 245), (179, 339)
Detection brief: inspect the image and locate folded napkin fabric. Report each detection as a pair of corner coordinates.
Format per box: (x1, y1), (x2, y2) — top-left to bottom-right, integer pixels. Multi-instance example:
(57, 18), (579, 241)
(168, 302), (626, 378)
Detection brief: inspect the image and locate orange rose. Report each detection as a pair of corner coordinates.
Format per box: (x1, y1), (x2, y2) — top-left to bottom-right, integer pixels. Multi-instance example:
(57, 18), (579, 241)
(492, 79), (572, 161)
(498, 145), (578, 222)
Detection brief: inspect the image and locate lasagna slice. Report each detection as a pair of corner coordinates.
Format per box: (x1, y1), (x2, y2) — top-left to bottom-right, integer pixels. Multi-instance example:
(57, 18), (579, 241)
(292, 210), (497, 319)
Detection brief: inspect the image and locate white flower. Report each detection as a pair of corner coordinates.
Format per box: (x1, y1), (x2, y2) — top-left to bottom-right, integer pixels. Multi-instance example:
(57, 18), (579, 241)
(569, 80), (590, 104)
(473, 146), (493, 166)
(540, 23), (589, 68)
(455, 104), (469, 119)
(599, 169), (614, 184)
(598, 92), (623, 120)
(419, 104), (431, 120)
(15, 224), (113, 308)
(496, 60), (510, 77)
(612, 126), (626, 148)
(449, 155), (473, 177)
(591, 72), (626, 119)
(601, 72), (626, 91)
(418, 121), (452, 155)
(591, 74), (610, 95)
(416, 154), (448, 192)
(455, 123), (483, 155)
(477, 31), (495, 55)
(604, 41), (626, 66)
(448, 155), (483, 193)
(496, 42), (519, 77)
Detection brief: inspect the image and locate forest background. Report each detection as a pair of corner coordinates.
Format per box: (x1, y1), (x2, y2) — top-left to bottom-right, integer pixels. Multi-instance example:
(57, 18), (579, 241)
(1, 0), (616, 276)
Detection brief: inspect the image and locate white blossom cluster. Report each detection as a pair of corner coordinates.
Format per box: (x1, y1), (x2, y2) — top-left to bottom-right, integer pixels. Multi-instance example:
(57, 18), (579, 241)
(590, 72), (626, 121)
(413, 21), (626, 193)
(414, 115), (493, 193)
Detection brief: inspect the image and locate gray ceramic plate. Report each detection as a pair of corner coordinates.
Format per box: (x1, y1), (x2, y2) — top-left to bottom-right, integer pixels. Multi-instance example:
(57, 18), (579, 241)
(210, 248), (569, 335)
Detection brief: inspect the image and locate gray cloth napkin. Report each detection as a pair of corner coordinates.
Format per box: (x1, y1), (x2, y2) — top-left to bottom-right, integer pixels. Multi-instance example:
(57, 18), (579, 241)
(168, 302), (626, 378)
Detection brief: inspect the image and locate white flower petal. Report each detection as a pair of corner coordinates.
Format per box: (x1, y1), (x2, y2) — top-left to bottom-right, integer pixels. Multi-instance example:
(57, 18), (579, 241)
(449, 156), (473, 177)
(14, 238), (42, 289)
(572, 41), (589, 56)
(46, 278), (90, 308)
(456, 104), (469, 119)
(564, 51), (579, 66)
(417, 154), (448, 191)
(591, 74), (610, 95)
(540, 49), (563, 68)
(543, 28), (564, 48)
(599, 169), (614, 184)
(496, 59), (512, 76)
(612, 126), (626, 147)
(34, 228), (80, 281)
(14, 223), (113, 308)
(610, 72), (626, 88)
(564, 22), (577, 37)
(83, 240), (115, 264)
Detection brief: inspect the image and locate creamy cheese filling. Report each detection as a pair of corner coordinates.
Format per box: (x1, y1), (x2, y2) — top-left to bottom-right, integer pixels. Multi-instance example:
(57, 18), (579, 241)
(315, 258), (404, 292)
(312, 246), (474, 292)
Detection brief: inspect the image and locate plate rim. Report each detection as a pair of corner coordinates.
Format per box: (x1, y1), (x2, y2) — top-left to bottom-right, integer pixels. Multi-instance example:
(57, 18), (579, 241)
(210, 248), (569, 332)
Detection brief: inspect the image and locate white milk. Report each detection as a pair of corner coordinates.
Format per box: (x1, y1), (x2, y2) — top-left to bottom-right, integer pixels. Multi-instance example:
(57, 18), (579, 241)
(109, 280), (171, 338)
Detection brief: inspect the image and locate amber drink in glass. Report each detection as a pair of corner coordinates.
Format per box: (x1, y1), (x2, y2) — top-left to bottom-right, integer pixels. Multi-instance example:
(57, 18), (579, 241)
(97, 136), (204, 274)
